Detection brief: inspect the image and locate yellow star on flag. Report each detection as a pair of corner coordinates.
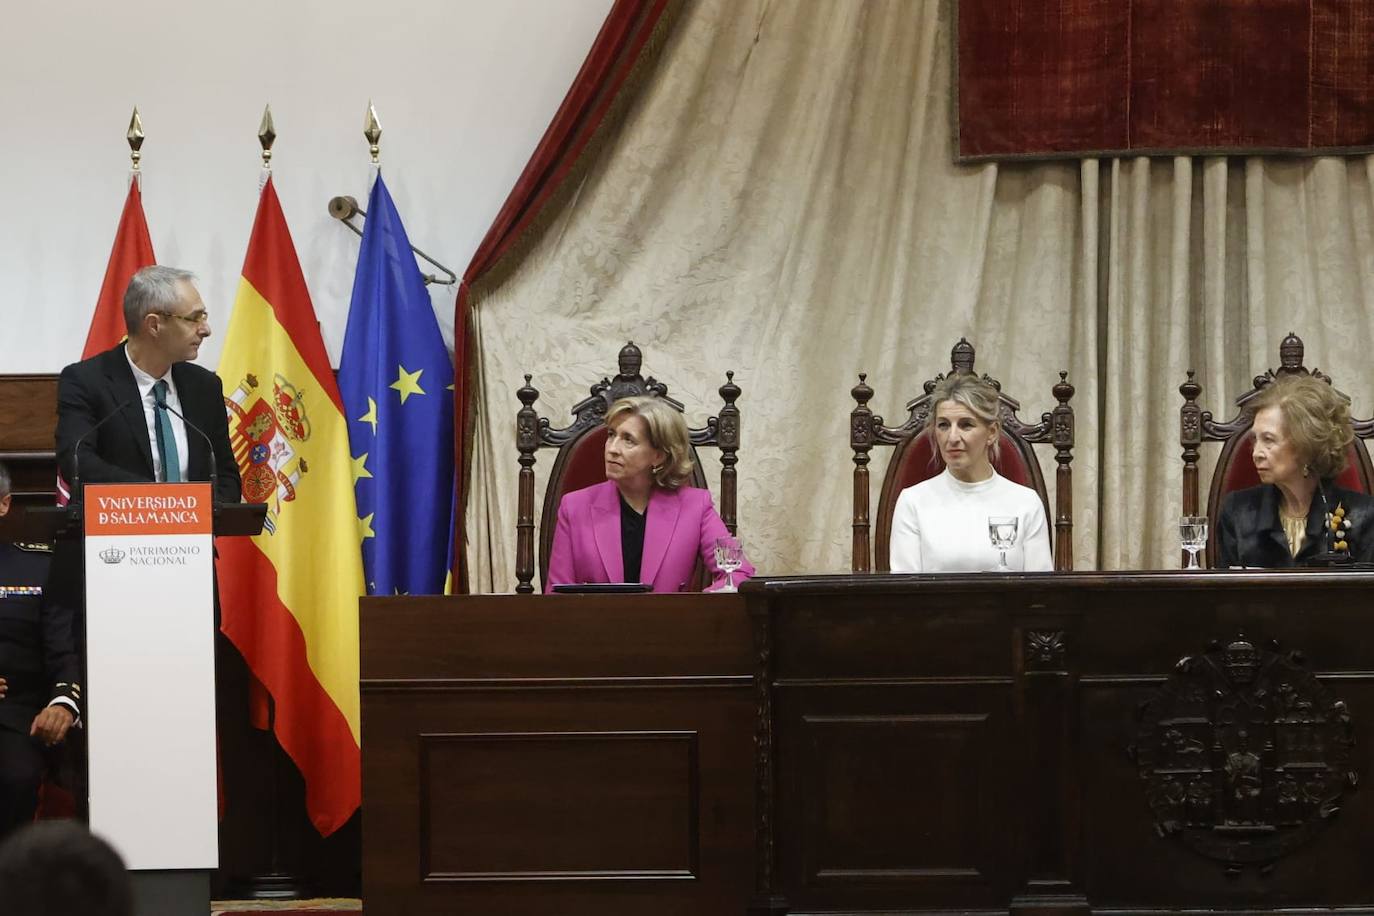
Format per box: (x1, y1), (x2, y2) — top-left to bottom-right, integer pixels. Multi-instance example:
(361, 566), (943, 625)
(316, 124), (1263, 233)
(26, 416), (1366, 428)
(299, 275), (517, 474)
(390, 365), (425, 404)
(358, 512), (376, 542)
(357, 397), (378, 435)
(351, 452), (372, 483)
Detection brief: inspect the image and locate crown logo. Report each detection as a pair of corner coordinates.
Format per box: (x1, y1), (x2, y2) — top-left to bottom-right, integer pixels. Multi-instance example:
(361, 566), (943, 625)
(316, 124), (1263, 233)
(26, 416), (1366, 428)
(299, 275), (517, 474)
(99, 547), (127, 565)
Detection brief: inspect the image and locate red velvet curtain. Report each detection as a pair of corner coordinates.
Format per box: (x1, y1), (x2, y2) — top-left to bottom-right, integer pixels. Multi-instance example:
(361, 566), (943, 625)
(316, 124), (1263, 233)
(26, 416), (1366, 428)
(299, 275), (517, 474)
(451, 0), (677, 591)
(958, 0), (1374, 160)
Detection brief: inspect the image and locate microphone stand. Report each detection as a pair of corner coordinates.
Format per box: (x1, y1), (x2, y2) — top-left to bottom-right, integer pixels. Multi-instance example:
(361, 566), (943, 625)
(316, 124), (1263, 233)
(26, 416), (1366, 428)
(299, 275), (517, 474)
(1307, 481), (1362, 567)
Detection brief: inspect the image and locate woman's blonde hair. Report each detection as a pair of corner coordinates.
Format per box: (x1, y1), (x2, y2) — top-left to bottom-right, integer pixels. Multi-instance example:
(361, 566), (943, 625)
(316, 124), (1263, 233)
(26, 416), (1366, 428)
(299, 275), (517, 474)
(1250, 374), (1353, 479)
(605, 396), (695, 489)
(924, 374), (1003, 463)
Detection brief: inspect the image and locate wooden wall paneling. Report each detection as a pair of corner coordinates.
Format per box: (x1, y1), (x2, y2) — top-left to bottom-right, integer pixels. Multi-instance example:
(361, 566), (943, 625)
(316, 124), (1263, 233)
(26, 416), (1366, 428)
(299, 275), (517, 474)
(0, 374), (59, 541)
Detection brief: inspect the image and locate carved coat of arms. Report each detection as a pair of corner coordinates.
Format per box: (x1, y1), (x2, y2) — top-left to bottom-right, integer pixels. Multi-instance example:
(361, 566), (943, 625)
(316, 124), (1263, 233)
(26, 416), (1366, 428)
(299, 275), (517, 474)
(1133, 637), (1357, 869)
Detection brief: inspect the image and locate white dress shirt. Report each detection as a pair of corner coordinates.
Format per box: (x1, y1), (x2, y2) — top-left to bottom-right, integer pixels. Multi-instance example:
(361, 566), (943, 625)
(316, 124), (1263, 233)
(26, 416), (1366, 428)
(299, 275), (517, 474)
(125, 349), (190, 482)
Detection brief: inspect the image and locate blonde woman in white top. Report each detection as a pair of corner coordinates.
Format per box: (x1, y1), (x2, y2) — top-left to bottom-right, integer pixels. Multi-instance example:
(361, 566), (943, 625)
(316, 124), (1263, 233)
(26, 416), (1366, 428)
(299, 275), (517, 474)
(889, 374), (1053, 573)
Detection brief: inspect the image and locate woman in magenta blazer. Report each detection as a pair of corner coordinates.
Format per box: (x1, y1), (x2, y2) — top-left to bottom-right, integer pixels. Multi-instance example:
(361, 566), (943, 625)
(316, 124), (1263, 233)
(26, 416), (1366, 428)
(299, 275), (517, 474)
(544, 396), (754, 593)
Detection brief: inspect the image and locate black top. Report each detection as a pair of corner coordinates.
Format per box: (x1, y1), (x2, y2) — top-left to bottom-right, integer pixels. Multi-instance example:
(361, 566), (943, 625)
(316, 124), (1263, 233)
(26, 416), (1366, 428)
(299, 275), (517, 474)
(620, 493), (647, 584)
(1216, 481), (1374, 568)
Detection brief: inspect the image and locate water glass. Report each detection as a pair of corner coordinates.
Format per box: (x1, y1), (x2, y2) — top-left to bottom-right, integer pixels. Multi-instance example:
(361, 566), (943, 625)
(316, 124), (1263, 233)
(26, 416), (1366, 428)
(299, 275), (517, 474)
(987, 516), (1019, 572)
(714, 536), (744, 592)
(1180, 515), (1208, 569)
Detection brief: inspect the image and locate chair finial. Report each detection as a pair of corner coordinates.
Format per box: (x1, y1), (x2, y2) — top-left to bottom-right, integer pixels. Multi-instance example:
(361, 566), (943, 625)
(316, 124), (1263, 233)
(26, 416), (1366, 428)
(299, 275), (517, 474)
(517, 374), (539, 408)
(618, 341), (643, 379)
(1279, 332), (1304, 372)
(852, 373), (874, 406)
(1179, 369), (1202, 402)
(951, 338), (976, 374)
(719, 369), (741, 406)
(1053, 370), (1074, 404)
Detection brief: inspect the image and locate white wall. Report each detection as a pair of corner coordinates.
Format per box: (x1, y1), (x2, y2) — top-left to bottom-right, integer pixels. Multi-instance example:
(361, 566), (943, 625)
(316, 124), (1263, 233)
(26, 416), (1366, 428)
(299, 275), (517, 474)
(0, 0), (613, 372)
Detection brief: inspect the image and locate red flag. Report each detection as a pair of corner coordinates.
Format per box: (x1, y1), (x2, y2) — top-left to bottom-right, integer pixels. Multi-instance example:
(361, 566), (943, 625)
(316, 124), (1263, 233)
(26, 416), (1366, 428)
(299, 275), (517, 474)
(84, 177), (155, 357)
(58, 177), (157, 506)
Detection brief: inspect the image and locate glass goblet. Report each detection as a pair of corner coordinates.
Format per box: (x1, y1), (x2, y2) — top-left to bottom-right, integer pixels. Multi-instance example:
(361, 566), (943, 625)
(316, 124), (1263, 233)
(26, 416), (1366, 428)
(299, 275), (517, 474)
(713, 536), (744, 592)
(988, 516), (1019, 572)
(1180, 515), (1208, 570)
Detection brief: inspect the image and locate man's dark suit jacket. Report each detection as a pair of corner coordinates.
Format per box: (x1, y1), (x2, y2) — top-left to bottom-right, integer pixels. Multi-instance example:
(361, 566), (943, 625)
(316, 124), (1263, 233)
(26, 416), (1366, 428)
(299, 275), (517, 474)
(50, 344), (241, 616)
(1215, 482), (1374, 568)
(55, 343), (241, 506)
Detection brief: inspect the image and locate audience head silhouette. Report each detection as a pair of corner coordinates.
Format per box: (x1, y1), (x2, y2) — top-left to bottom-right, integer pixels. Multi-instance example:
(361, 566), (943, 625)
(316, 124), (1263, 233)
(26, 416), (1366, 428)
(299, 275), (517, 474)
(0, 820), (133, 916)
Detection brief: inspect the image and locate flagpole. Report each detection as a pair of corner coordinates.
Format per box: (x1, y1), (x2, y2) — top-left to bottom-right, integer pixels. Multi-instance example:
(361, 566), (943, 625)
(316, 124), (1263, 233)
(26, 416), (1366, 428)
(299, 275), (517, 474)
(364, 101), (381, 166)
(226, 104), (308, 904)
(127, 106), (144, 192)
(258, 103), (276, 191)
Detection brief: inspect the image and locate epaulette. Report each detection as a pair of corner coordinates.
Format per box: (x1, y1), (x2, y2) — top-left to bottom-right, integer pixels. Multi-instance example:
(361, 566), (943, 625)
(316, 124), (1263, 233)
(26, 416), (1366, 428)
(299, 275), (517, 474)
(14, 542), (53, 554)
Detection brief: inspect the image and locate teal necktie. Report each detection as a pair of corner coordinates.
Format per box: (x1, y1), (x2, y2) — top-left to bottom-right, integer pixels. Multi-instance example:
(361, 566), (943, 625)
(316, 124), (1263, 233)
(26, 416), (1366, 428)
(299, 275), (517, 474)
(152, 380), (182, 483)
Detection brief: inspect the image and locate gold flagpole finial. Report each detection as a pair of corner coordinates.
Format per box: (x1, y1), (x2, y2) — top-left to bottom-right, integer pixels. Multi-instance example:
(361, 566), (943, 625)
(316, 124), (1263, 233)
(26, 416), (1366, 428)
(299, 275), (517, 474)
(364, 101), (382, 165)
(259, 104), (277, 169)
(127, 106), (145, 171)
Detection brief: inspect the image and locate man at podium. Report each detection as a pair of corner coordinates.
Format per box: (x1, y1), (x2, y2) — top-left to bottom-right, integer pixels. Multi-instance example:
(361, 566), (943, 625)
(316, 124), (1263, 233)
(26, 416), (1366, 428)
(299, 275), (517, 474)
(54, 265), (240, 506)
(0, 462), (80, 842)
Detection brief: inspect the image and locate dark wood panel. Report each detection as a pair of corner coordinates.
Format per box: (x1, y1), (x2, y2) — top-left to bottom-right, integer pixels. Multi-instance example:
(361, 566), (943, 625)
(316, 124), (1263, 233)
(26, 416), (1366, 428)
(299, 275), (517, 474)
(1076, 679), (1374, 908)
(0, 374), (59, 543)
(0, 373), (58, 453)
(361, 592), (752, 681)
(361, 594), (754, 916)
(420, 730), (697, 880)
(777, 685), (1014, 912)
(801, 713), (995, 882)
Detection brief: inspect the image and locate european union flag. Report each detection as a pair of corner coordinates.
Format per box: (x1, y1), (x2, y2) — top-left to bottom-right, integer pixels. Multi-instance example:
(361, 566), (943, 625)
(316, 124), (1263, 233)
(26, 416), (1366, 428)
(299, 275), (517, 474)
(338, 173), (455, 595)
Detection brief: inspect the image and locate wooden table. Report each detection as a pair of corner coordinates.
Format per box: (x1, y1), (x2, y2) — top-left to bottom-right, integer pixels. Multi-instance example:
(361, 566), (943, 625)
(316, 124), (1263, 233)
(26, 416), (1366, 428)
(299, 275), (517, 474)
(360, 573), (1374, 916)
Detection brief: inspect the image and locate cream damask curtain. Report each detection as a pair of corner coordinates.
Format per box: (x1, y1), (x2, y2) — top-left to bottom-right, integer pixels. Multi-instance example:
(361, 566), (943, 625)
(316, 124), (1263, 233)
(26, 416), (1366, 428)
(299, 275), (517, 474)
(465, 0), (1374, 592)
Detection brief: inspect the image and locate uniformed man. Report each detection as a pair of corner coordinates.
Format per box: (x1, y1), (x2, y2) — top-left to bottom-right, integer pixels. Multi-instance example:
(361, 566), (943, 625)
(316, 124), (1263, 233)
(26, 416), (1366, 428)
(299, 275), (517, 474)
(0, 461), (80, 840)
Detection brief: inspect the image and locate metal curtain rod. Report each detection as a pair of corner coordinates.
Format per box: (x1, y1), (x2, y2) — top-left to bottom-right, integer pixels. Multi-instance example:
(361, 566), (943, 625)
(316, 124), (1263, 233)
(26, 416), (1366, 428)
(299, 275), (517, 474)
(327, 195), (458, 286)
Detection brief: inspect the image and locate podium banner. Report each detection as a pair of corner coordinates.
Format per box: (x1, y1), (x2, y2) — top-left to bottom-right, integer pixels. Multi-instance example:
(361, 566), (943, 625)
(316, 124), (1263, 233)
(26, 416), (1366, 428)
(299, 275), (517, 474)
(84, 483), (217, 870)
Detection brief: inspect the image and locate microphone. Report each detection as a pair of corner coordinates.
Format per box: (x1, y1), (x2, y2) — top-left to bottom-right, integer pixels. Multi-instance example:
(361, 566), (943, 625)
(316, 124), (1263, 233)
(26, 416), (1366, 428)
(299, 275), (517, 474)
(1317, 483), (1334, 554)
(69, 395), (139, 502)
(155, 399), (222, 505)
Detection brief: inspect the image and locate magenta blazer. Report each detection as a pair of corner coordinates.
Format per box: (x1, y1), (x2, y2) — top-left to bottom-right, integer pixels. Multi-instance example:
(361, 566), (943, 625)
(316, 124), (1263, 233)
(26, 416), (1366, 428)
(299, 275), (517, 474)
(544, 480), (754, 593)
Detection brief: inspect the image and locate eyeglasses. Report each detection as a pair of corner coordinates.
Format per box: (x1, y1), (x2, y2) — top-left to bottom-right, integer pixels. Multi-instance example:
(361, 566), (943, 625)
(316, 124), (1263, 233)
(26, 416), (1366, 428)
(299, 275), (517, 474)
(155, 310), (210, 326)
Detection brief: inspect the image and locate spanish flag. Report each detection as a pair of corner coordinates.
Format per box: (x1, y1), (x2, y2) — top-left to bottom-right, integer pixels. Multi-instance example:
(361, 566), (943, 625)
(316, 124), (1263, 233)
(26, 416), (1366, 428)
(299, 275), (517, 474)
(216, 176), (364, 836)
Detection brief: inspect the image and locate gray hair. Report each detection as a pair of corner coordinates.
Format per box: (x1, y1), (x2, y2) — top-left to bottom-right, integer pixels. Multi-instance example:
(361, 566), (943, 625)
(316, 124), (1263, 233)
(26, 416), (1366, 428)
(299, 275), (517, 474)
(123, 266), (197, 335)
(0, 460), (10, 500)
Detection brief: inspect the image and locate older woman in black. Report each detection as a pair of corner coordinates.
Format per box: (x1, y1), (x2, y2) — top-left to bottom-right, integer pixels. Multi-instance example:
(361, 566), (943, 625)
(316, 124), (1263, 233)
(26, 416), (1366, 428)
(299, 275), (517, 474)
(1216, 375), (1374, 567)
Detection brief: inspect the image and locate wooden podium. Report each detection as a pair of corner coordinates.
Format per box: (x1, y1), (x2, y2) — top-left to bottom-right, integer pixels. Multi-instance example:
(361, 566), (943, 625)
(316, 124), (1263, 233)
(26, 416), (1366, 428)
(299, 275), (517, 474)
(360, 592), (756, 916)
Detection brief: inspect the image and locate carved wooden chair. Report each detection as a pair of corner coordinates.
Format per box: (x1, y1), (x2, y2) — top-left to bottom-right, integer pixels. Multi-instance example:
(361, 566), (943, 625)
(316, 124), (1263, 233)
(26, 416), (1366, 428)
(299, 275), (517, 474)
(850, 338), (1076, 572)
(515, 341), (741, 593)
(1179, 331), (1374, 567)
